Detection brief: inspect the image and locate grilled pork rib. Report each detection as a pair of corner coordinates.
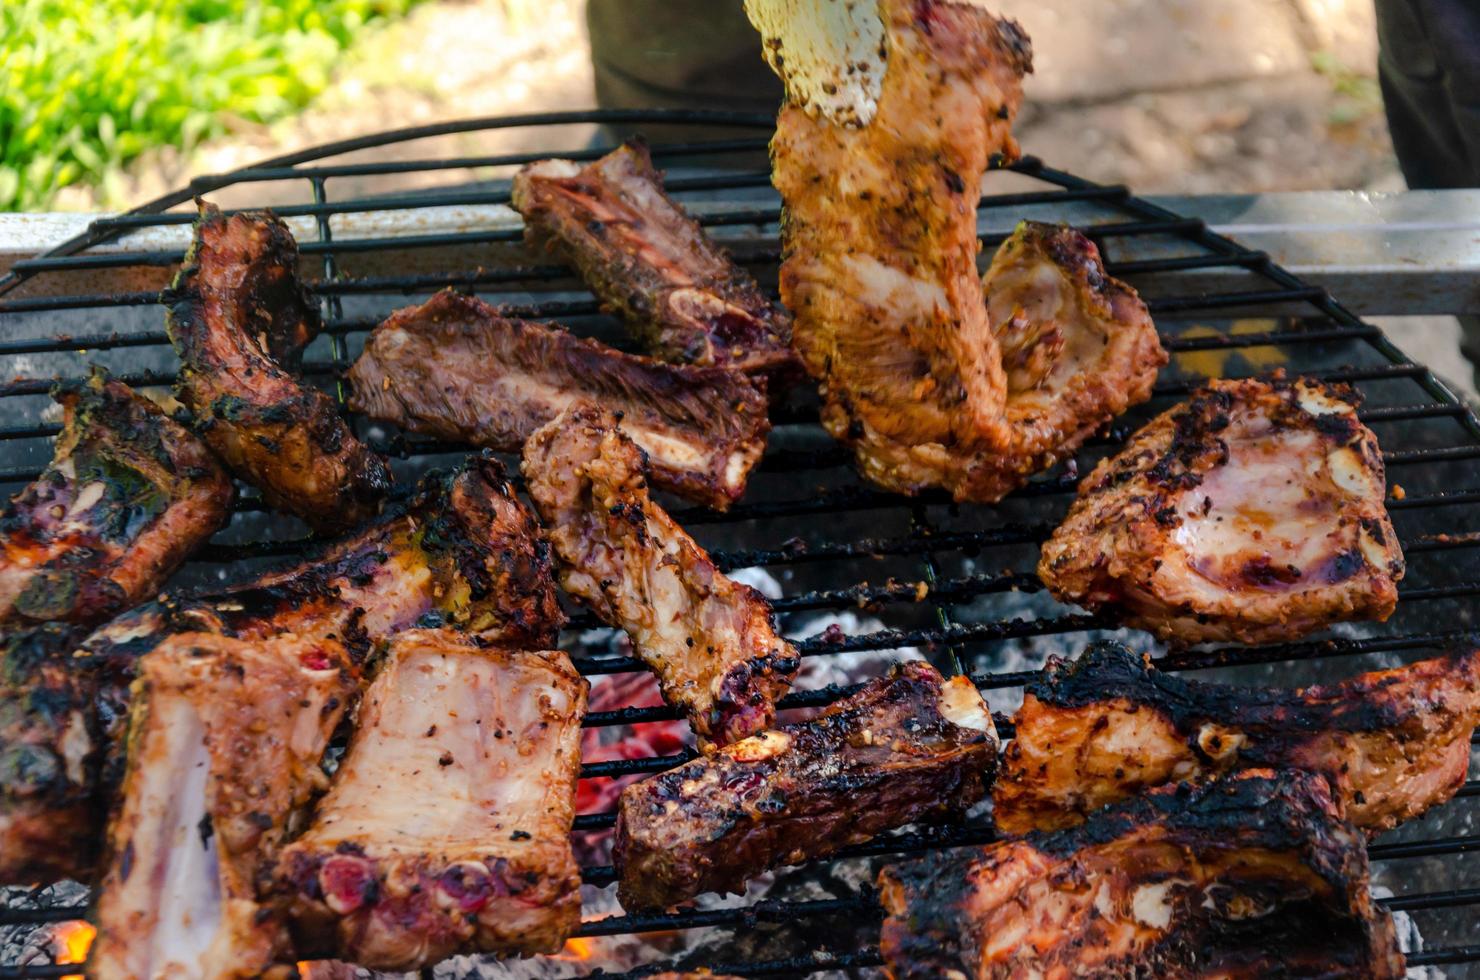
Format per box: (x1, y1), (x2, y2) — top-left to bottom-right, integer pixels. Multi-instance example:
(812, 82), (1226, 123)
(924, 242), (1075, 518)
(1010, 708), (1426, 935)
(276, 629), (587, 968)
(90, 631), (358, 980)
(511, 141), (799, 381)
(0, 622), (101, 883)
(880, 769), (1404, 979)
(0, 372), (232, 631)
(614, 660), (996, 910)
(1039, 375), (1405, 645)
(523, 407), (797, 748)
(771, 0), (1031, 499)
(996, 640), (1480, 835)
(167, 202), (391, 532)
(346, 289), (770, 510)
(969, 222), (1166, 500)
(0, 454), (559, 884)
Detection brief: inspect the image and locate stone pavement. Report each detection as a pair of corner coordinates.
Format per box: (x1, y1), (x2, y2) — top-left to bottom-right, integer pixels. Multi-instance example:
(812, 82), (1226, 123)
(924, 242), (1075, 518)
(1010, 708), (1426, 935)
(994, 0), (1398, 192)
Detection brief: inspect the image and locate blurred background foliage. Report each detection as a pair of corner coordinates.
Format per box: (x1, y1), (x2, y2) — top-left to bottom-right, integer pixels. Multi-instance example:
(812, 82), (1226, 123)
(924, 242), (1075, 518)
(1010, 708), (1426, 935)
(0, 0), (431, 211)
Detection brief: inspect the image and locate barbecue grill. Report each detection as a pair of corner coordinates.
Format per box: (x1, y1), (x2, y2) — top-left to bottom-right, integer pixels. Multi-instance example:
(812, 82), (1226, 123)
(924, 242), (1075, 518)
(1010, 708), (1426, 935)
(0, 109), (1478, 978)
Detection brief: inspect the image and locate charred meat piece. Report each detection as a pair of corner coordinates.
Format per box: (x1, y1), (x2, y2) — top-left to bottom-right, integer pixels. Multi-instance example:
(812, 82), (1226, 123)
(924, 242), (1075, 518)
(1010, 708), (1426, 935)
(1039, 375), (1405, 645)
(771, 0), (1031, 499)
(523, 407), (796, 748)
(511, 140), (800, 382)
(0, 622), (102, 883)
(276, 628), (586, 968)
(996, 640), (1480, 835)
(166, 201), (390, 532)
(347, 289), (769, 510)
(880, 769), (1405, 979)
(966, 222), (1166, 500)
(615, 660), (995, 910)
(0, 453), (559, 885)
(0, 371), (232, 631)
(90, 631), (358, 980)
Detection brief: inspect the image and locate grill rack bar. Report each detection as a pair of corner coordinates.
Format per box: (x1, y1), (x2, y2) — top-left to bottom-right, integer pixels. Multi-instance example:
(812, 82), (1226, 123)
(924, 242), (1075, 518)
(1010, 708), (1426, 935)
(1, 110), (1478, 977)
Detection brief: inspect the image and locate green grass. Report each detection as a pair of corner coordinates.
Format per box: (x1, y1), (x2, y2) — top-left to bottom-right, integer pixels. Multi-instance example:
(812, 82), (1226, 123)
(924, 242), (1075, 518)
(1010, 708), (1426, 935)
(0, 0), (430, 211)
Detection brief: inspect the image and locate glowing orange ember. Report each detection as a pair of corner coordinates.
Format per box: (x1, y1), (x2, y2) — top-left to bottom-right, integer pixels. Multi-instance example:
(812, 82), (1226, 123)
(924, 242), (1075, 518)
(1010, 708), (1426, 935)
(53, 921), (95, 980)
(555, 936), (596, 962)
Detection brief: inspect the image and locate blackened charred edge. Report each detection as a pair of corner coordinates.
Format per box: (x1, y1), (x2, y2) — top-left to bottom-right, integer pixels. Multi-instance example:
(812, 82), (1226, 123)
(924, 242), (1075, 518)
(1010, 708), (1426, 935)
(882, 771), (1368, 976)
(711, 644), (802, 743)
(1026, 771), (1357, 887)
(1032, 640), (1471, 737)
(167, 200), (321, 371)
(878, 845), (982, 978)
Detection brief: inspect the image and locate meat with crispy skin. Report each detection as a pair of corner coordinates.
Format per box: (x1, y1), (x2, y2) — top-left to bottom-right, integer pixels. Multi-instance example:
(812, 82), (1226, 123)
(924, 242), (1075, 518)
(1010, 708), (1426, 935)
(1039, 375), (1405, 645)
(523, 407), (796, 748)
(275, 628), (586, 968)
(771, 0), (1032, 499)
(995, 640), (1480, 835)
(346, 289), (770, 510)
(614, 660), (996, 910)
(879, 769), (1405, 979)
(511, 140), (800, 382)
(0, 371), (232, 631)
(0, 453), (559, 885)
(967, 221), (1166, 499)
(90, 631), (358, 980)
(166, 201), (390, 532)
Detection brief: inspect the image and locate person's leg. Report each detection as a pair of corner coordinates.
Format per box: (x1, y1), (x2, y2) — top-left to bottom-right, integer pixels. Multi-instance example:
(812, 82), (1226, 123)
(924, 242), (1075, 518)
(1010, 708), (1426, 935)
(585, 0), (782, 149)
(1374, 0), (1480, 188)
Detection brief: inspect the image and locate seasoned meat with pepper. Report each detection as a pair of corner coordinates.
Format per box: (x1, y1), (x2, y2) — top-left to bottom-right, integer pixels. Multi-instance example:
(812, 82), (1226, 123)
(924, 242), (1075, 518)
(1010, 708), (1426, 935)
(1039, 375), (1405, 645)
(511, 140), (800, 382)
(880, 769), (1405, 979)
(347, 289), (770, 510)
(0, 371), (232, 631)
(770, 0), (1032, 500)
(995, 640), (1480, 835)
(966, 221), (1166, 500)
(90, 631), (358, 980)
(166, 201), (390, 532)
(276, 628), (586, 968)
(615, 660), (995, 910)
(523, 407), (796, 748)
(0, 453), (559, 884)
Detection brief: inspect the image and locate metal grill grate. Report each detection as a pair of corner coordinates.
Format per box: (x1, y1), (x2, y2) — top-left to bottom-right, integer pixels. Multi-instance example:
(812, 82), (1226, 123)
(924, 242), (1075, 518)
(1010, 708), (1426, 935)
(1, 109), (1478, 978)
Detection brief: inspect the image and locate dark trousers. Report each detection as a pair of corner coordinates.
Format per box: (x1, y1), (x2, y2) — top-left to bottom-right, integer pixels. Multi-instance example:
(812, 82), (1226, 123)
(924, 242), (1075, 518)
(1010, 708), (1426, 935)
(1375, 0), (1480, 393)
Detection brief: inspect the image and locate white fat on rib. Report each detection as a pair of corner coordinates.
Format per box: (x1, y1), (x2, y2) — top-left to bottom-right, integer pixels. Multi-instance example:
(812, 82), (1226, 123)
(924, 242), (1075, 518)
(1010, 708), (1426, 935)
(939, 676), (994, 734)
(310, 647), (574, 849)
(1131, 880), (1180, 930)
(1171, 417), (1361, 593)
(841, 254), (950, 321)
(743, 0), (885, 127)
(125, 698), (221, 979)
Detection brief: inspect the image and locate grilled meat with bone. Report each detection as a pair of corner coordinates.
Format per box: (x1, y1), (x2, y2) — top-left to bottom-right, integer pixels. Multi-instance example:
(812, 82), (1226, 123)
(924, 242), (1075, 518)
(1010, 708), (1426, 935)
(0, 454), (559, 885)
(167, 201), (391, 532)
(0, 371), (232, 631)
(90, 631), (358, 980)
(968, 221), (1166, 500)
(276, 629), (586, 968)
(511, 141), (799, 382)
(614, 660), (995, 910)
(880, 769), (1404, 979)
(769, 0), (1032, 499)
(996, 640), (1480, 835)
(1039, 375), (1404, 645)
(347, 289), (769, 510)
(523, 407), (796, 748)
